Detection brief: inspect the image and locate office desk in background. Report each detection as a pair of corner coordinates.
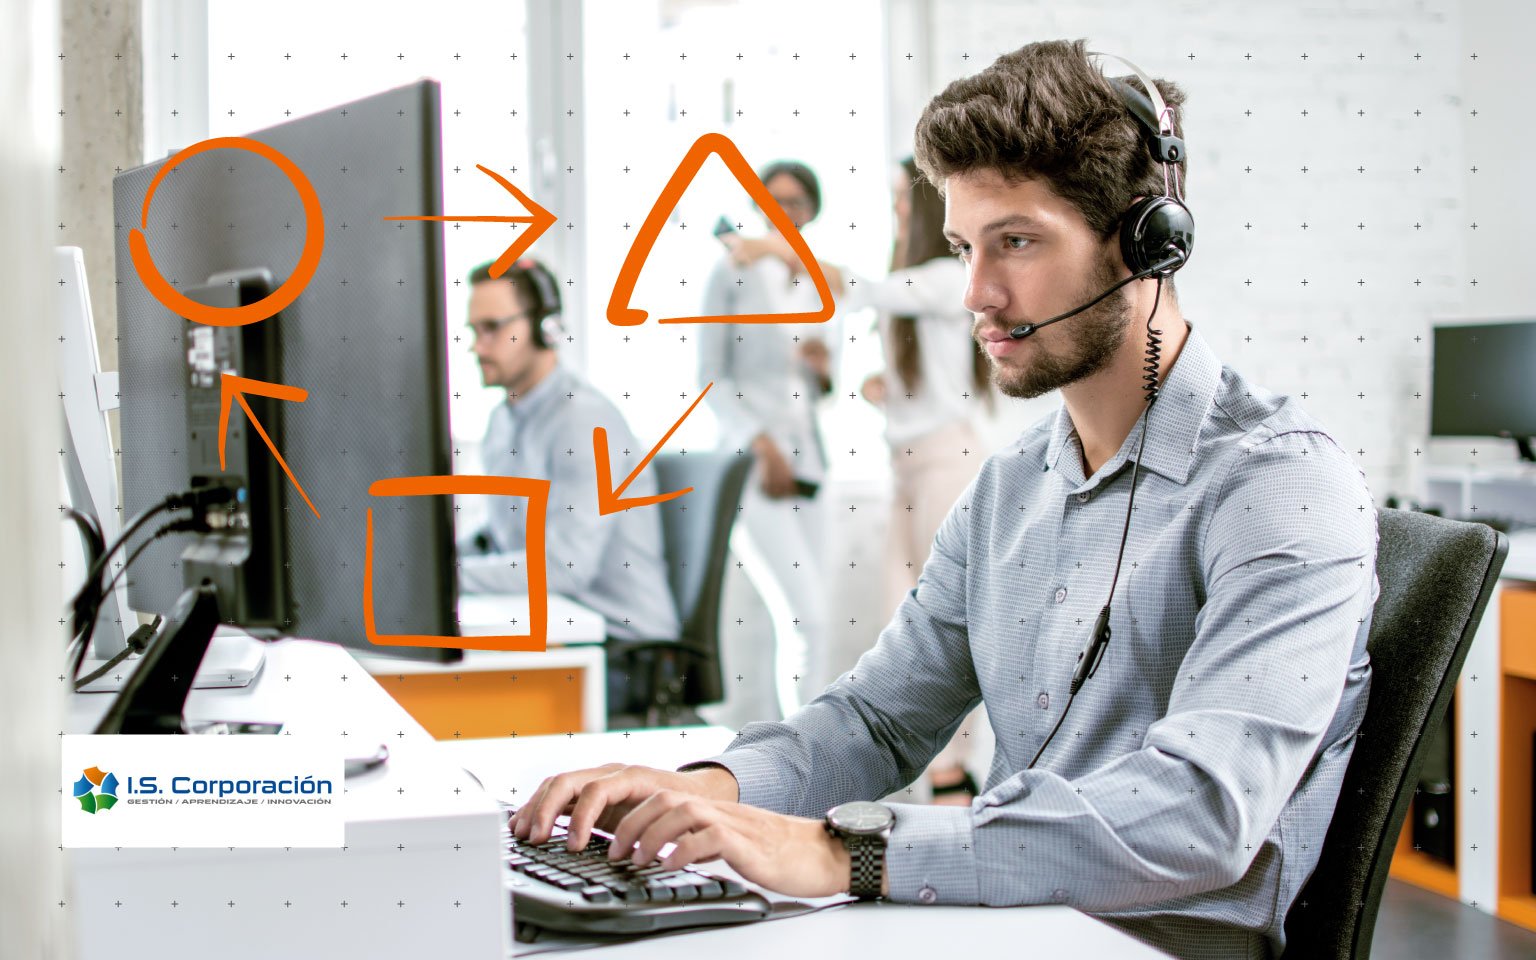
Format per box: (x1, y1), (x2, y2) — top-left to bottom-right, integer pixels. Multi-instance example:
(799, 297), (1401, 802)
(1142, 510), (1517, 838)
(446, 727), (1174, 959)
(357, 592), (610, 738)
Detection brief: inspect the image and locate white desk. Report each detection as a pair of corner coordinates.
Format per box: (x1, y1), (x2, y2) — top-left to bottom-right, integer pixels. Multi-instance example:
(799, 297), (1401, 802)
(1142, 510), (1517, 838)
(64, 643), (1168, 959)
(66, 639), (510, 960)
(444, 728), (1173, 959)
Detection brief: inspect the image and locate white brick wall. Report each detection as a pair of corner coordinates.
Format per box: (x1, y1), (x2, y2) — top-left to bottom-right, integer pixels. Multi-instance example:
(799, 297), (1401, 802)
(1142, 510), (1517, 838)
(902, 0), (1481, 500)
(722, 0), (1525, 745)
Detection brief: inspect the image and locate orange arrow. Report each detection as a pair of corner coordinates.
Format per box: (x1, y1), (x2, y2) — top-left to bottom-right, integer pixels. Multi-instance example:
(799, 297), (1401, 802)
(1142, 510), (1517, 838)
(383, 165), (557, 278)
(594, 382), (713, 516)
(219, 373), (320, 519)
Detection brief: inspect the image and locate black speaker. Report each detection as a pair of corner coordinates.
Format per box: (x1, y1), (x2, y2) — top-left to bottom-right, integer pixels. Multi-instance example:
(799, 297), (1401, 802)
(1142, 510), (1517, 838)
(1411, 699), (1455, 867)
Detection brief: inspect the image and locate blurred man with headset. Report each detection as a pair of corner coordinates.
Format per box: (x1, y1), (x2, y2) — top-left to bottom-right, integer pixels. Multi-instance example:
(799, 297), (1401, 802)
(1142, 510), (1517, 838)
(456, 257), (680, 722)
(509, 42), (1376, 960)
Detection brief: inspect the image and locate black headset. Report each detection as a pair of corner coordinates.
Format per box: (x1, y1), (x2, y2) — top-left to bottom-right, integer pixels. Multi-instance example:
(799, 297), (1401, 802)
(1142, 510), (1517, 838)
(1008, 52), (1194, 341)
(507, 257), (565, 349)
(1107, 57), (1195, 277)
(1023, 52), (1194, 771)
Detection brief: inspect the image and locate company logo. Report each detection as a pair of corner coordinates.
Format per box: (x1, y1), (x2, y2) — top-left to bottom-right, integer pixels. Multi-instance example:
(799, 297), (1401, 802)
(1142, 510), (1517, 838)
(72, 766), (119, 814)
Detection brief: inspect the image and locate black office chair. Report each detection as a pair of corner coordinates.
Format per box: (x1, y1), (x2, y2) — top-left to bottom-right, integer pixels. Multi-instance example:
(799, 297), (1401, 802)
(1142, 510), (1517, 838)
(607, 451), (752, 729)
(1281, 509), (1508, 959)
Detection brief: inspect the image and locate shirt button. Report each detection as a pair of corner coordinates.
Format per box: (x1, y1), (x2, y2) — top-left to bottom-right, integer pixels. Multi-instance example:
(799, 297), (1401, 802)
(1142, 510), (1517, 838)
(1076, 491), (1090, 503)
(1037, 692), (1050, 710)
(918, 885), (938, 904)
(1054, 587), (1068, 604)
(1052, 888), (1069, 903)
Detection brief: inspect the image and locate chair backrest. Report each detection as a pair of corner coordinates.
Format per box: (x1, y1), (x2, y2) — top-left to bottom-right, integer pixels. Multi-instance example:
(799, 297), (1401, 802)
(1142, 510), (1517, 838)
(1282, 509), (1508, 958)
(651, 451), (752, 705)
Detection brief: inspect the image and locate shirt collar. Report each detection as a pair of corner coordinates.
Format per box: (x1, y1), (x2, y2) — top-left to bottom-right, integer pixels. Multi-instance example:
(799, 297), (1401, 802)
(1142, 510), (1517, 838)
(505, 362), (571, 419)
(1044, 321), (1221, 487)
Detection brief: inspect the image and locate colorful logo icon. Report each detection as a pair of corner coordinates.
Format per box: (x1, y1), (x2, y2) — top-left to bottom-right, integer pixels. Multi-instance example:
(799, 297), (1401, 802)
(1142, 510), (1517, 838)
(72, 766), (119, 814)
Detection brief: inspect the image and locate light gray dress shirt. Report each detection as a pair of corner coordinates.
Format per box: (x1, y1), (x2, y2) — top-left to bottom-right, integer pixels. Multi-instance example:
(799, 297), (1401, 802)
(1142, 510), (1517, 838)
(457, 364), (680, 643)
(680, 322), (1377, 960)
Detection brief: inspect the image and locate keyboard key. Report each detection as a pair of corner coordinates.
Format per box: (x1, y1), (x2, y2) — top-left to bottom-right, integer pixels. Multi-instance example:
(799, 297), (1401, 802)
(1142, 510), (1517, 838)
(643, 882), (675, 903)
(580, 885), (613, 903)
(694, 878), (726, 899)
(721, 879), (748, 897)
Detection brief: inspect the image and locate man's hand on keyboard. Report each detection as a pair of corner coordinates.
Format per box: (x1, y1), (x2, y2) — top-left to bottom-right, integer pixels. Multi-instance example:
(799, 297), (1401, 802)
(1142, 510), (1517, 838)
(604, 789), (850, 899)
(511, 762), (737, 850)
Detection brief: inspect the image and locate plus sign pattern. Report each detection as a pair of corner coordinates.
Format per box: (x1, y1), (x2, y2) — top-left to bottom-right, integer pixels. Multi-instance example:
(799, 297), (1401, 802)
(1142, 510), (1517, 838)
(46, 0), (1520, 953)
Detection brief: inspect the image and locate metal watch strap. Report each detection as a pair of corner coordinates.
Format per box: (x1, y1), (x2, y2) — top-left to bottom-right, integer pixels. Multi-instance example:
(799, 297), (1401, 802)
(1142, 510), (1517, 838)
(844, 832), (885, 899)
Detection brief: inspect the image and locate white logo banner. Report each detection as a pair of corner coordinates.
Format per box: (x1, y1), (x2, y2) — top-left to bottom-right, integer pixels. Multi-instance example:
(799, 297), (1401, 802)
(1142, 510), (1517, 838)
(62, 735), (343, 848)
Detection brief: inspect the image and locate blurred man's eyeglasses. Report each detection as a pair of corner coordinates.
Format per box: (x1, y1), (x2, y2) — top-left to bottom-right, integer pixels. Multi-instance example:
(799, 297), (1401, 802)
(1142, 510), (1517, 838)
(770, 194), (813, 213)
(466, 313), (530, 341)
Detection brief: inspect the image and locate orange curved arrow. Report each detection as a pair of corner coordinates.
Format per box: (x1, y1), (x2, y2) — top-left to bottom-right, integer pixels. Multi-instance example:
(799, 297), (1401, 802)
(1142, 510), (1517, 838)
(594, 382), (712, 516)
(384, 165), (557, 278)
(219, 373), (319, 519)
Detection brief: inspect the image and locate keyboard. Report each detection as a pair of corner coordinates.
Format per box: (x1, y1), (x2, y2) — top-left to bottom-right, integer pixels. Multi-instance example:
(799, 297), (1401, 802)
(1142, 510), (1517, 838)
(504, 813), (773, 941)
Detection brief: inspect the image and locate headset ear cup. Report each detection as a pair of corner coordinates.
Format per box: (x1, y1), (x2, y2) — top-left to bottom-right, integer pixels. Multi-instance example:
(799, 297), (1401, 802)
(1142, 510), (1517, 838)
(1119, 195), (1195, 275)
(539, 315), (564, 349)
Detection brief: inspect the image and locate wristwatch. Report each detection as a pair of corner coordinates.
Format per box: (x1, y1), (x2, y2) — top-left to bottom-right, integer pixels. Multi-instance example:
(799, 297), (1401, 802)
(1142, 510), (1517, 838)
(824, 800), (895, 900)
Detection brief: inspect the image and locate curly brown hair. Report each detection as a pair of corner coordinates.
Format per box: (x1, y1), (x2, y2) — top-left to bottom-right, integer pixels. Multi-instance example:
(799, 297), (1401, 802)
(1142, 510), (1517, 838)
(913, 39), (1187, 244)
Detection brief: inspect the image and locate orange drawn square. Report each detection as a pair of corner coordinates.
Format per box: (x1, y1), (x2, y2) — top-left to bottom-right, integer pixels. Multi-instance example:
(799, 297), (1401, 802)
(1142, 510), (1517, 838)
(364, 474), (551, 652)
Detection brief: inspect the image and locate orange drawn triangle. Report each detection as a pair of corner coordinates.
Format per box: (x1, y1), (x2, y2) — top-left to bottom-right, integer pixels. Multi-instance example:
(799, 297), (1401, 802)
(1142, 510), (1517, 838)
(606, 132), (834, 326)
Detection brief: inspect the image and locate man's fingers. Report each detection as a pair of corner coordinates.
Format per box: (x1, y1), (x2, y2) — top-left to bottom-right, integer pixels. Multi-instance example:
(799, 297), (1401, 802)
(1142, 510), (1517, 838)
(527, 776), (574, 843)
(606, 790), (687, 862)
(512, 777), (555, 839)
(629, 800), (710, 865)
(528, 771), (594, 843)
(564, 774), (637, 852)
(660, 823), (727, 872)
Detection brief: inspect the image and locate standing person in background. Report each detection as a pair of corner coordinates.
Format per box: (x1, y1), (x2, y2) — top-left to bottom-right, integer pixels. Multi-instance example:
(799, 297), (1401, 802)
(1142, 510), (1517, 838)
(697, 160), (838, 723)
(729, 163), (998, 803)
(849, 158), (995, 805)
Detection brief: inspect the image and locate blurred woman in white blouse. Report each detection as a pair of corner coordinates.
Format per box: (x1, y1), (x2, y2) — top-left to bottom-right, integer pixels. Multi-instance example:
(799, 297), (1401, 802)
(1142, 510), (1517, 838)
(728, 159), (996, 803)
(846, 157), (993, 804)
(855, 158), (992, 611)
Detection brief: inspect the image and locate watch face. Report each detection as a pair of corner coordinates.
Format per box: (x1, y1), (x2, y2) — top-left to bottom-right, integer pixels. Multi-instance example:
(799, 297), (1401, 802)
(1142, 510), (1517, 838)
(829, 801), (893, 834)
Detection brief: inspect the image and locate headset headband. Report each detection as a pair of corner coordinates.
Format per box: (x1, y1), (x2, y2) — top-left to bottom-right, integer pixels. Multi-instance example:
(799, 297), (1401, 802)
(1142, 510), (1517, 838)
(1088, 51), (1173, 137)
(1087, 50), (1186, 200)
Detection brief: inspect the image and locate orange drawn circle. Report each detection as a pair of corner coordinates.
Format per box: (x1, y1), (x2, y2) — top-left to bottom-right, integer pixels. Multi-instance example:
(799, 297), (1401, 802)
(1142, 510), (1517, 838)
(128, 136), (324, 327)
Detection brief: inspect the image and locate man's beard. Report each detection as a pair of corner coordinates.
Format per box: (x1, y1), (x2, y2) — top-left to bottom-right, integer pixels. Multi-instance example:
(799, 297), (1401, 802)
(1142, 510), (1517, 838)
(984, 257), (1132, 400)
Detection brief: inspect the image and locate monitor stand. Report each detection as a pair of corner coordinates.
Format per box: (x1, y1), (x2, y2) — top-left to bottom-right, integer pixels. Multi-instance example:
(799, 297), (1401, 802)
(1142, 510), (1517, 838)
(94, 583), (221, 734)
(89, 583), (285, 735)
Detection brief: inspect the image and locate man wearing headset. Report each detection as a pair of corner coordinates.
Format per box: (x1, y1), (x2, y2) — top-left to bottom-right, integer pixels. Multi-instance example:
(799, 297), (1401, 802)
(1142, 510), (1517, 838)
(456, 256), (681, 721)
(509, 41), (1376, 960)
